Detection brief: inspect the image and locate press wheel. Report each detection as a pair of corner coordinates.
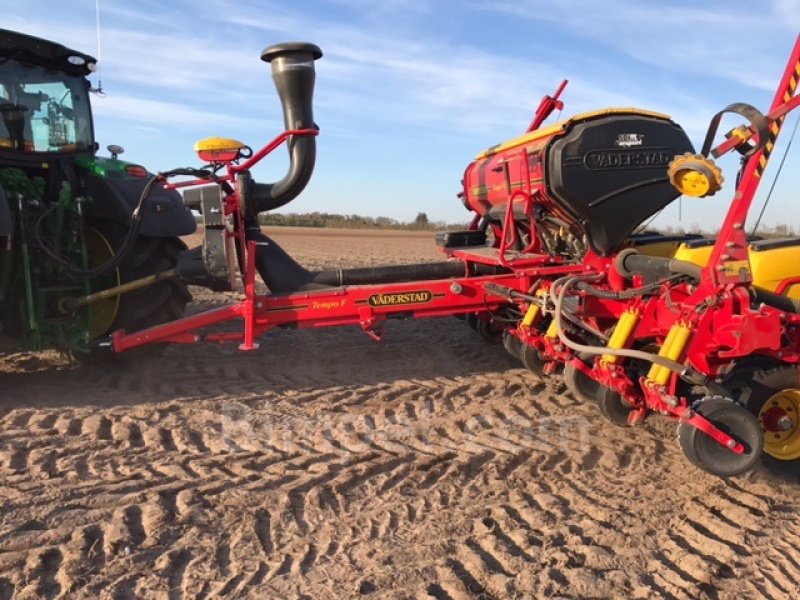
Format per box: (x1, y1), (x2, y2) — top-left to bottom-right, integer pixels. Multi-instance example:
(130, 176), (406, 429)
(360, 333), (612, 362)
(677, 397), (763, 477)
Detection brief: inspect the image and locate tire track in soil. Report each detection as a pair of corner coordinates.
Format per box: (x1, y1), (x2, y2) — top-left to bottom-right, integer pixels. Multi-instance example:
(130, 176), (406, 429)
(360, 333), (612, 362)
(1, 231), (798, 598)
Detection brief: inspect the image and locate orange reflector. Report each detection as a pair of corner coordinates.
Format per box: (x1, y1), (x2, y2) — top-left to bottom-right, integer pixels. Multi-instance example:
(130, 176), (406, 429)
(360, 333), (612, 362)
(125, 165), (149, 178)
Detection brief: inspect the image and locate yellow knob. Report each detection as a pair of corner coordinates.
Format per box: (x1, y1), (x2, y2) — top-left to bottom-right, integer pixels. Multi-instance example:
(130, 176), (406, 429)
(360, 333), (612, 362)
(667, 152), (724, 198)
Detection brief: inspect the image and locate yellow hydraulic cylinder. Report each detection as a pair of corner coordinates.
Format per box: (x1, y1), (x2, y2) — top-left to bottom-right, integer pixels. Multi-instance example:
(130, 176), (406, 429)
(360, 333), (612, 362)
(601, 309), (639, 364)
(647, 322), (692, 385)
(545, 319), (559, 339)
(522, 289), (549, 328)
(521, 303), (540, 328)
(647, 325), (679, 382)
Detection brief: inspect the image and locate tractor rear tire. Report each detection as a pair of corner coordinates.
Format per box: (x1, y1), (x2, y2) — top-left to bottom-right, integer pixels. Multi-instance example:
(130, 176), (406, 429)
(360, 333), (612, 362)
(77, 221), (191, 362)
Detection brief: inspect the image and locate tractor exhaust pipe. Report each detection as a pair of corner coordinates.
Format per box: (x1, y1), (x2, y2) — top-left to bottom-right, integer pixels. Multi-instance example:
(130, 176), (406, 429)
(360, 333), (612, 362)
(242, 42), (323, 216)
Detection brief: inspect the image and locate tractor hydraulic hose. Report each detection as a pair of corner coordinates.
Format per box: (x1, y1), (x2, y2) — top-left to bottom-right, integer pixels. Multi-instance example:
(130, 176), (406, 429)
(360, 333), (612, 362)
(34, 172), (167, 279)
(552, 274), (688, 374)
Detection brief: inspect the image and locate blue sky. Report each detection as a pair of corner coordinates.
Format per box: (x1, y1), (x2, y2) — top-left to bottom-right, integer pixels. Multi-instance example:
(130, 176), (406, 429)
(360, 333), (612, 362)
(3, 1), (800, 229)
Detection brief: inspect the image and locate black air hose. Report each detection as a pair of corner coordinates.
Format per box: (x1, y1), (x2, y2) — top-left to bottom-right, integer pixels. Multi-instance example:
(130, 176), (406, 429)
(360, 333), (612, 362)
(615, 249), (702, 281)
(575, 277), (681, 300)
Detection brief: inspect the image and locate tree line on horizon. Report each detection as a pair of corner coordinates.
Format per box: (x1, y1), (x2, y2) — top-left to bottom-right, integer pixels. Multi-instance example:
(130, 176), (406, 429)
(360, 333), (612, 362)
(255, 211), (468, 231)
(195, 210), (800, 238)
(656, 222), (800, 238)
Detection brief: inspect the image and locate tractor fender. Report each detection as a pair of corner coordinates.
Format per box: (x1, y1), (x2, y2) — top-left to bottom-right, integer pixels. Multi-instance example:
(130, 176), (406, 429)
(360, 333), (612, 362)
(0, 184), (13, 236)
(80, 170), (197, 238)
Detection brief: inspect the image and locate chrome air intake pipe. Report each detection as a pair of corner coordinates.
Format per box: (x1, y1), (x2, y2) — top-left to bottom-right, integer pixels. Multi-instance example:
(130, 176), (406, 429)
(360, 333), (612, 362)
(240, 42), (322, 217)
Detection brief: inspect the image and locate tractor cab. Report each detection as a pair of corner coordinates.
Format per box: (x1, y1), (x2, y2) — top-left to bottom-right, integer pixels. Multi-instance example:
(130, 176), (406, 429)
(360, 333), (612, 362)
(0, 29), (96, 157)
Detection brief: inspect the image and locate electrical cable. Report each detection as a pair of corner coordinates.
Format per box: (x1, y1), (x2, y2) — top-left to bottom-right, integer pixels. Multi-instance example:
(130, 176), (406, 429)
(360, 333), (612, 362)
(751, 112), (800, 234)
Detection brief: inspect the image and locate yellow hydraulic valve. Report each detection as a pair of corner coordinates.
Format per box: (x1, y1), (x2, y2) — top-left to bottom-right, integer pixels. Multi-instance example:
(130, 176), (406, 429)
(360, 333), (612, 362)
(667, 153), (724, 198)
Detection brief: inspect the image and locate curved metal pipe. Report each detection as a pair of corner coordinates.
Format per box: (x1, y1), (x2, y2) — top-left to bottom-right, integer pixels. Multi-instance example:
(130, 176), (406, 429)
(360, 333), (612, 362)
(248, 42), (322, 214)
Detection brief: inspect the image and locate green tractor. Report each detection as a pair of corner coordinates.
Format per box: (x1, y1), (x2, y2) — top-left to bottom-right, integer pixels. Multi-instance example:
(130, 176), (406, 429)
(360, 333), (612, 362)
(0, 29), (195, 356)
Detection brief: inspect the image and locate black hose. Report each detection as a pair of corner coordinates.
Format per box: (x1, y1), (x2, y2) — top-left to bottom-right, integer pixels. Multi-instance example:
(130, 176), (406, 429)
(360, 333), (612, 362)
(34, 167), (211, 279)
(752, 286), (800, 314)
(615, 251), (702, 281)
(576, 276), (682, 300)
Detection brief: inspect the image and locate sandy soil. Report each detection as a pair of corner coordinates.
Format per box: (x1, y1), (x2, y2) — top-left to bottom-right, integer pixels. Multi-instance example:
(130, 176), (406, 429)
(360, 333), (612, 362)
(0, 227), (798, 599)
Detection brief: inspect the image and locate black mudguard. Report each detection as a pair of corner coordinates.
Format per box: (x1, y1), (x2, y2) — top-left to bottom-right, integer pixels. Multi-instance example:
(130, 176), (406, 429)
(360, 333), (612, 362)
(0, 184), (13, 236)
(81, 171), (196, 237)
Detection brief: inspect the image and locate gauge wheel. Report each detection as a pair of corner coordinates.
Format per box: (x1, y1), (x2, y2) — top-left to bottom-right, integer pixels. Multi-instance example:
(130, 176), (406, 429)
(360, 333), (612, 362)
(596, 386), (636, 426)
(477, 318), (503, 345)
(520, 343), (547, 376)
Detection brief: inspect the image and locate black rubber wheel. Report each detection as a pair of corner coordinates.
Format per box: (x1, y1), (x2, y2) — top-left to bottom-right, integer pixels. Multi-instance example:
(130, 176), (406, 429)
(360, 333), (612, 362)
(596, 386), (635, 426)
(477, 318), (502, 345)
(734, 366), (800, 462)
(520, 343), (546, 376)
(677, 396), (763, 477)
(77, 221), (191, 361)
(564, 358), (600, 404)
(502, 331), (523, 359)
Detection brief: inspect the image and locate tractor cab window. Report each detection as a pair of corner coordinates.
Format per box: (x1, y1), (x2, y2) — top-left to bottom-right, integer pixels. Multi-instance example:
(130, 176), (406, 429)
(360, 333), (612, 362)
(0, 59), (93, 153)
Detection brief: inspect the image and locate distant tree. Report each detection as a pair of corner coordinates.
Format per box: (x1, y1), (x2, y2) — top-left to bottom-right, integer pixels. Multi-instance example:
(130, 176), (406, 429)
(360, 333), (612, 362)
(773, 223), (791, 236)
(414, 212), (429, 228)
